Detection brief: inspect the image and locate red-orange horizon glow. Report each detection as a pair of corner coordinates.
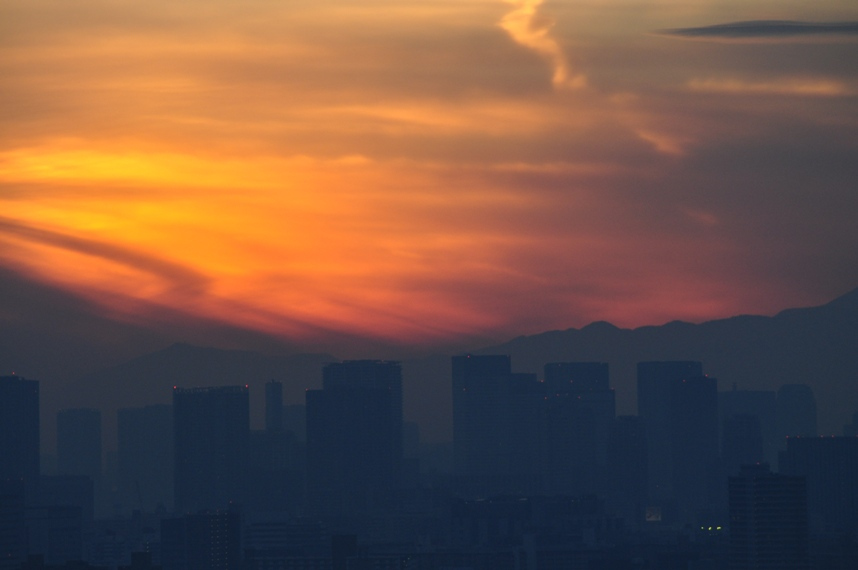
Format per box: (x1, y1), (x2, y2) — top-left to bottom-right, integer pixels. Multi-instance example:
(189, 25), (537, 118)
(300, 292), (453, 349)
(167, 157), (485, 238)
(1, 0), (856, 354)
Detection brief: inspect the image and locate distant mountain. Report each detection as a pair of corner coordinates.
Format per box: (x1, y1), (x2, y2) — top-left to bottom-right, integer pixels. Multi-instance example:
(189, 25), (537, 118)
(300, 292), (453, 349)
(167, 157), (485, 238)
(34, 286), (858, 448)
(466, 287), (858, 437)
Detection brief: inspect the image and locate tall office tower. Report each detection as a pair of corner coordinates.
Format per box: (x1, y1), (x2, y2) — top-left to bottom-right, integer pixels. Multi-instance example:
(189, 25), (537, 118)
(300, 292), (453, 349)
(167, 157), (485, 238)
(779, 436), (858, 534)
(0, 376), (39, 486)
(672, 371), (719, 519)
(0, 480), (26, 570)
(776, 385), (817, 447)
(250, 384), (305, 514)
(161, 510), (241, 570)
(56, 408), (102, 482)
(722, 415), (764, 476)
(637, 362), (718, 521)
(265, 381), (283, 433)
(173, 386), (249, 513)
(638, 362), (703, 504)
(606, 416), (648, 525)
(728, 464), (808, 570)
(117, 404), (173, 513)
(306, 360), (403, 516)
(452, 355), (511, 481)
(720, 388), (778, 466)
(452, 355), (546, 497)
(544, 362), (615, 495)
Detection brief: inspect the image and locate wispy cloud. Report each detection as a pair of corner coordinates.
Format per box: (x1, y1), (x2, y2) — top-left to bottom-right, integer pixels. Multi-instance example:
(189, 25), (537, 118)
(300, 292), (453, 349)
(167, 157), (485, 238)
(687, 78), (855, 97)
(499, 0), (585, 90)
(660, 20), (858, 40)
(1, 0), (857, 352)
(0, 215), (210, 298)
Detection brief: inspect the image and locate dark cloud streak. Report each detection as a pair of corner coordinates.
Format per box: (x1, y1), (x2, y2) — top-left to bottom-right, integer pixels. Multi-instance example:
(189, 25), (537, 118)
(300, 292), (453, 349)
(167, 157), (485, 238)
(0, 215), (209, 296)
(660, 20), (858, 40)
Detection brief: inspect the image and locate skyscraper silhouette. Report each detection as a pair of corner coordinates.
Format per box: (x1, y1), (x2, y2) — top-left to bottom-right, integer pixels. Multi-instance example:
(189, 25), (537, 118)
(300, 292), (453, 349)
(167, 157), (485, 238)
(720, 387), (778, 466)
(306, 360), (403, 516)
(722, 414), (764, 477)
(606, 415), (648, 525)
(173, 386), (249, 513)
(779, 436), (858, 534)
(452, 355), (545, 496)
(637, 362), (718, 522)
(729, 463), (808, 569)
(544, 362), (615, 495)
(637, 361), (701, 504)
(776, 385), (817, 448)
(161, 510), (241, 570)
(0, 376), (39, 487)
(0, 479), (26, 570)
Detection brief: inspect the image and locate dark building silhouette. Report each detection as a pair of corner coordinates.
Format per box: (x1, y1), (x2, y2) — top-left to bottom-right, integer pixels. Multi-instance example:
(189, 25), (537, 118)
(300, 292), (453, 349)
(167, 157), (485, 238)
(638, 361), (702, 505)
(776, 385), (817, 448)
(720, 387), (777, 466)
(672, 371), (719, 519)
(452, 355), (511, 482)
(637, 362), (718, 522)
(246, 427), (303, 515)
(544, 362), (615, 496)
(779, 436), (858, 533)
(728, 463), (808, 569)
(0, 479), (26, 570)
(0, 376), (39, 486)
(173, 387), (249, 513)
(606, 415), (648, 525)
(452, 355), (545, 496)
(306, 360), (403, 516)
(722, 414), (764, 477)
(117, 405), (173, 513)
(243, 515), (328, 563)
(264, 381), (283, 434)
(25, 504), (83, 566)
(56, 409), (102, 483)
(38, 475), (94, 527)
(119, 552), (160, 570)
(161, 510), (240, 570)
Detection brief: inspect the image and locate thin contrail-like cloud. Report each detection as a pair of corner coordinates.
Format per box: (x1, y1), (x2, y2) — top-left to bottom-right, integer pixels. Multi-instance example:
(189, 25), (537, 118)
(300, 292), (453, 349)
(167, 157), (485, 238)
(0, 215), (210, 297)
(499, 0), (586, 90)
(660, 20), (858, 40)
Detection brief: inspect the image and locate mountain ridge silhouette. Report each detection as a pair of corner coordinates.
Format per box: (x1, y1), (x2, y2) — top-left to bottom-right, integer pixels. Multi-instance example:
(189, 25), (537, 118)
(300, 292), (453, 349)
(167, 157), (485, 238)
(21, 285), (858, 446)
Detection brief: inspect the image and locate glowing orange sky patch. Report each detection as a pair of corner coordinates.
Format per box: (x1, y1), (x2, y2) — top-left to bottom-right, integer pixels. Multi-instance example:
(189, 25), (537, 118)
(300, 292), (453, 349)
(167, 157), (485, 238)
(1, 0), (856, 353)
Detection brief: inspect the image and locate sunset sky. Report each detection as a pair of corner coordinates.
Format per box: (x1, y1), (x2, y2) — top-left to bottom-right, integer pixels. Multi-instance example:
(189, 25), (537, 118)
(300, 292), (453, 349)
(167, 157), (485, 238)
(2, 0), (857, 356)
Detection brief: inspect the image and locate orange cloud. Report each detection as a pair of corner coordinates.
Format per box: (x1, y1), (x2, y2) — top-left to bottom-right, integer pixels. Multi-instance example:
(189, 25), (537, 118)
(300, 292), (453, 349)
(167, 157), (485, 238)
(499, 0), (586, 90)
(1, 0), (855, 354)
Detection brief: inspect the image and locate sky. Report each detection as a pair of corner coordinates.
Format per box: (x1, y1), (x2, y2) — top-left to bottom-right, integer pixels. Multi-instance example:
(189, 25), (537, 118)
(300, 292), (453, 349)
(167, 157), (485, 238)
(1, 0), (857, 357)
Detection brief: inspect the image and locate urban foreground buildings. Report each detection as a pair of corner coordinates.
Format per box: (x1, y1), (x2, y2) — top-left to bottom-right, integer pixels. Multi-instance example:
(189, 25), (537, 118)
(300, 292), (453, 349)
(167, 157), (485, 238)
(2, 357), (857, 568)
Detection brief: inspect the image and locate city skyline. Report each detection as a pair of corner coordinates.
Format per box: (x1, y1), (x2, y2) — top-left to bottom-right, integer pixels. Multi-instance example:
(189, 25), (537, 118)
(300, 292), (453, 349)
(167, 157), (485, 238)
(3, 348), (858, 566)
(3, 286), (857, 452)
(2, 0), (857, 358)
